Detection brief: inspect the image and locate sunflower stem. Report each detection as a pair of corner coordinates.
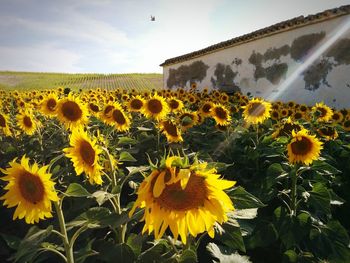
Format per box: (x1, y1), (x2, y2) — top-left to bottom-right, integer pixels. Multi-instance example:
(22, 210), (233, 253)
(166, 236), (179, 254)
(37, 127), (44, 152)
(38, 247), (67, 262)
(102, 147), (117, 188)
(70, 225), (88, 250)
(157, 128), (160, 152)
(54, 201), (74, 263)
(255, 124), (260, 174)
(102, 147), (127, 244)
(290, 165), (299, 217)
(52, 229), (66, 239)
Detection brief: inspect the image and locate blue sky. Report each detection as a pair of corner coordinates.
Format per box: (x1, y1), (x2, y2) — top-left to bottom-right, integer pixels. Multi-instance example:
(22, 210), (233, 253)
(0, 0), (349, 73)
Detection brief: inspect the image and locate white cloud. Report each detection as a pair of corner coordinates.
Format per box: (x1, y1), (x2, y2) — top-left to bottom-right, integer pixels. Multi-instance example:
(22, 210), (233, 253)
(0, 44), (81, 72)
(0, 12), (130, 48)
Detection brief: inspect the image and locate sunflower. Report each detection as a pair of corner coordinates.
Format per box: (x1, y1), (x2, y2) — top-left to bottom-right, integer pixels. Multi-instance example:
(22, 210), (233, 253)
(88, 102), (100, 116)
(287, 101), (295, 108)
(178, 110), (199, 130)
(220, 93), (229, 104)
(211, 104), (231, 126)
(312, 102), (333, 123)
(158, 120), (183, 143)
(56, 94), (89, 130)
(287, 128), (323, 165)
(271, 110), (280, 121)
(199, 101), (214, 117)
(299, 104), (308, 113)
(177, 88), (185, 98)
(110, 106), (131, 132)
(342, 118), (350, 131)
(242, 98), (271, 124)
(340, 109), (349, 119)
(0, 112), (12, 136)
(127, 95), (145, 112)
(187, 94), (197, 104)
(40, 94), (58, 117)
(331, 111), (343, 124)
(292, 111), (304, 121)
(129, 155), (235, 244)
(100, 103), (115, 123)
(16, 110), (39, 135)
(63, 129), (103, 185)
(142, 94), (169, 121)
(202, 87), (209, 94)
(280, 108), (289, 118)
(272, 118), (302, 138)
(0, 156), (59, 224)
(167, 97), (184, 112)
(317, 126), (338, 141)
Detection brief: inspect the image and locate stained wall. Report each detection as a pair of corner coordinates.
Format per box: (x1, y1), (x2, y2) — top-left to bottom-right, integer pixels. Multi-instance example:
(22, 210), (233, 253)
(162, 15), (350, 109)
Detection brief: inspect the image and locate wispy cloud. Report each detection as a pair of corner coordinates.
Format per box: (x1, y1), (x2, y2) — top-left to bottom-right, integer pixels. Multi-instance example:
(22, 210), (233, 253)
(0, 14), (130, 47)
(0, 43), (81, 72)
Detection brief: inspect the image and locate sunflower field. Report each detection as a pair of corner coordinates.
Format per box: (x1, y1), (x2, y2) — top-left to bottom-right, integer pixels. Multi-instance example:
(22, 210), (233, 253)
(0, 86), (350, 263)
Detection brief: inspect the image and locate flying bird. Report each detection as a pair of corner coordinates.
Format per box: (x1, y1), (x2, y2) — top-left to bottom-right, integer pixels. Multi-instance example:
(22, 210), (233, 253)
(150, 15), (155, 21)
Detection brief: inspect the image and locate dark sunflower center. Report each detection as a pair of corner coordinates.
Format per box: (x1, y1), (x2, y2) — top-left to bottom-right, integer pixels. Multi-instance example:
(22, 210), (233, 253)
(294, 112), (302, 119)
(23, 116), (33, 128)
(62, 101), (82, 121)
(104, 105), (114, 116)
(344, 120), (350, 128)
(19, 171), (45, 204)
(47, 98), (57, 111)
(163, 121), (178, 137)
(300, 106), (307, 112)
(248, 103), (265, 117)
(317, 107), (327, 117)
(169, 100), (179, 109)
(272, 111), (279, 118)
(278, 123), (300, 137)
(155, 174), (207, 211)
(214, 107), (227, 120)
(130, 99), (143, 110)
(202, 104), (211, 113)
(332, 113), (340, 120)
(147, 99), (162, 114)
(291, 136), (312, 155)
(89, 103), (99, 112)
(319, 127), (334, 136)
(112, 109), (126, 125)
(0, 114), (6, 127)
(79, 140), (95, 166)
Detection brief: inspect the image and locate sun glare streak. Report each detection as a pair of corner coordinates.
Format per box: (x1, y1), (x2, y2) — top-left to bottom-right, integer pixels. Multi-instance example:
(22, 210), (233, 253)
(269, 16), (350, 102)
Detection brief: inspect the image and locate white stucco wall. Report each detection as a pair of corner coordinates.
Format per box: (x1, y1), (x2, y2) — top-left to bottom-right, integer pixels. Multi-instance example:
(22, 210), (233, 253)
(162, 15), (350, 109)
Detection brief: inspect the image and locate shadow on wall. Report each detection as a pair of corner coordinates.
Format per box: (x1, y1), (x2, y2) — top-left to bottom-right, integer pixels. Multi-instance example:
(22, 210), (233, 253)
(167, 61), (209, 89)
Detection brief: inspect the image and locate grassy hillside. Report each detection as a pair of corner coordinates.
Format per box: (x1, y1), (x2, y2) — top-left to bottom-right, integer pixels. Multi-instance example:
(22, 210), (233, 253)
(0, 71), (163, 91)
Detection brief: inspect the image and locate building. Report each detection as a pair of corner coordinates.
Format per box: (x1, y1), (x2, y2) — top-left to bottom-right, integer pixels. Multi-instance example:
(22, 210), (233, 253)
(160, 5), (350, 109)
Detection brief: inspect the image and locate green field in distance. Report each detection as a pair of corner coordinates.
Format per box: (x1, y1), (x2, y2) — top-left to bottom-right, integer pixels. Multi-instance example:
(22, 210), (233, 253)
(0, 71), (163, 91)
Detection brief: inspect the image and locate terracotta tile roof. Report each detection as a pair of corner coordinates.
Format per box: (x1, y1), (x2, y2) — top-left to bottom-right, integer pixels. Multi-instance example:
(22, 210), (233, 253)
(160, 5), (350, 67)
